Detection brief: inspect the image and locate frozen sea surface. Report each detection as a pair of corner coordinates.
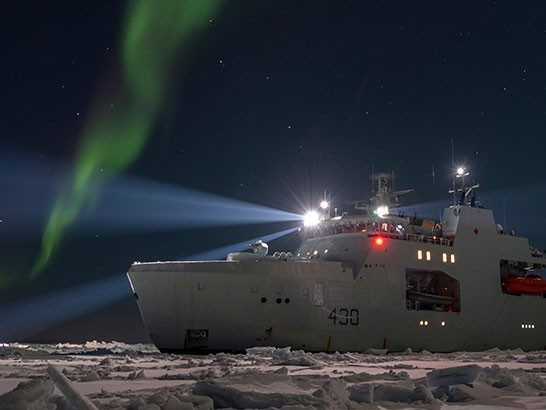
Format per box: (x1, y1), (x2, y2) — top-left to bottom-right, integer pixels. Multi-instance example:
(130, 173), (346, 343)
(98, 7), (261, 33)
(0, 342), (545, 409)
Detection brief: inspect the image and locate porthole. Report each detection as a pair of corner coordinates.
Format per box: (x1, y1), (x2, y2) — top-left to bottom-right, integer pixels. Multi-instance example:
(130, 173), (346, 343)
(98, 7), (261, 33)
(276, 298), (282, 304)
(261, 297), (267, 303)
(285, 298), (291, 304)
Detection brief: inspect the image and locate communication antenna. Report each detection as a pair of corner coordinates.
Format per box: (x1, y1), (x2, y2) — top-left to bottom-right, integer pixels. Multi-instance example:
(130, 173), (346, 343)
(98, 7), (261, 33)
(451, 138), (455, 204)
(503, 198), (506, 229)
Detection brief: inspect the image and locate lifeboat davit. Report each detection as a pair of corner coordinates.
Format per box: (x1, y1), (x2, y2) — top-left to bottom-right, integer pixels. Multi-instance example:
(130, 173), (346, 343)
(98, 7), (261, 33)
(505, 275), (546, 295)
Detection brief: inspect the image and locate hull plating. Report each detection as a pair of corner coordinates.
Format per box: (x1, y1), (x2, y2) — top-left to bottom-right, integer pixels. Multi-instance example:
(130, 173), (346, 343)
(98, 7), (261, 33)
(128, 228), (546, 352)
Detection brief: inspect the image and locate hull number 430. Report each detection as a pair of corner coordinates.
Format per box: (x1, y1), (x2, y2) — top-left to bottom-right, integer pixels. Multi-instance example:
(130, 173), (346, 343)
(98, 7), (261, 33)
(328, 308), (359, 326)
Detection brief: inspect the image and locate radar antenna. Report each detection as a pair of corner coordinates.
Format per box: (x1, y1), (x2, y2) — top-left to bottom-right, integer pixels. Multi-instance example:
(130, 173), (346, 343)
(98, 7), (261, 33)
(353, 172), (413, 214)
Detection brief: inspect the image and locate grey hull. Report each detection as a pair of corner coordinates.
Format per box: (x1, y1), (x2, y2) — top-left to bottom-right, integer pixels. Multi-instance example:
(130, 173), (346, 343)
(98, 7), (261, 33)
(127, 207), (546, 352)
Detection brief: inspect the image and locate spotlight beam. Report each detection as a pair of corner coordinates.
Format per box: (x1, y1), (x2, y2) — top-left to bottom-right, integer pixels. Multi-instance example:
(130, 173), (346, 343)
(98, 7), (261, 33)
(91, 177), (301, 232)
(0, 275), (130, 341)
(187, 227), (299, 260)
(0, 151), (301, 243)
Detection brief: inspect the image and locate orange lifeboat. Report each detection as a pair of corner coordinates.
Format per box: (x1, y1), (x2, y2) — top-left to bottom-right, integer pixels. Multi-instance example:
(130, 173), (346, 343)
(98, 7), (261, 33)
(505, 275), (546, 295)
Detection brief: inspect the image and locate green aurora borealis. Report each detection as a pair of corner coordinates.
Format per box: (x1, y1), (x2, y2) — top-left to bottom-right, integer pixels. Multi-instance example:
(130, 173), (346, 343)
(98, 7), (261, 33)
(32, 0), (221, 276)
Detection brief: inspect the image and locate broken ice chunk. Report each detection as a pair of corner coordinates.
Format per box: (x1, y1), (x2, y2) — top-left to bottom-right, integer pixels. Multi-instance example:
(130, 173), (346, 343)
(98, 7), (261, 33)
(427, 365), (481, 388)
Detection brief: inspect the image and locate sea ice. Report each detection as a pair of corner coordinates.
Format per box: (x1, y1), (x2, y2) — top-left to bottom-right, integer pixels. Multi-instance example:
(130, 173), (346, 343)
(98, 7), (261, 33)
(0, 378), (55, 409)
(0, 343), (545, 409)
(426, 364), (481, 387)
(193, 372), (323, 408)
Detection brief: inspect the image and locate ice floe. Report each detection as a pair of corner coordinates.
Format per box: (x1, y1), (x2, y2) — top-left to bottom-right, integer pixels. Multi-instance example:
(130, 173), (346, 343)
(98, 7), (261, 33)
(0, 343), (545, 409)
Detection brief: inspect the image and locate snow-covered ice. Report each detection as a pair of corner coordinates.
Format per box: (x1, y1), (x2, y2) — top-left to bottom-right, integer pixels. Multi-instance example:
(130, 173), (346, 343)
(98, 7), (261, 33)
(0, 342), (545, 409)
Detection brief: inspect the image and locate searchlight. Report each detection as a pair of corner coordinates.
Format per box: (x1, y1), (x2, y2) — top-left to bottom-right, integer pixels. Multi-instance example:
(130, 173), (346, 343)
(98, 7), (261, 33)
(376, 205), (389, 218)
(456, 166), (468, 177)
(303, 211), (320, 227)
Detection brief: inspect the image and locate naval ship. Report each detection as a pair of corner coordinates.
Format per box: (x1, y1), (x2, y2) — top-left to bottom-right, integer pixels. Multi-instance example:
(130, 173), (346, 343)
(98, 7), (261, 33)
(127, 169), (546, 352)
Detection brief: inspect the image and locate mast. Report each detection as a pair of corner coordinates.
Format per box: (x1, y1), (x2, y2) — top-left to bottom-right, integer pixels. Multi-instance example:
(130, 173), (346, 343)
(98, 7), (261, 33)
(448, 166), (479, 207)
(451, 138), (456, 205)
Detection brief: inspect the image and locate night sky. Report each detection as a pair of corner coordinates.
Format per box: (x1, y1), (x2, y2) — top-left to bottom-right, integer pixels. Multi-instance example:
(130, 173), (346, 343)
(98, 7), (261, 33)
(1, 1), (546, 342)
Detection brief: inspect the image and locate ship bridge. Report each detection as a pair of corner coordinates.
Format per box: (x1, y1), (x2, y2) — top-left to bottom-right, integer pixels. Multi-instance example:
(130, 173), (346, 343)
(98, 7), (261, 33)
(298, 172), (451, 248)
(299, 211), (452, 252)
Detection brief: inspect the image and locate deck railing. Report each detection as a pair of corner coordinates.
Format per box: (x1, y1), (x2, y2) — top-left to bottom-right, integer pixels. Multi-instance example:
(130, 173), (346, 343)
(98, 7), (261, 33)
(301, 226), (453, 247)
(368, 232), (453, 247)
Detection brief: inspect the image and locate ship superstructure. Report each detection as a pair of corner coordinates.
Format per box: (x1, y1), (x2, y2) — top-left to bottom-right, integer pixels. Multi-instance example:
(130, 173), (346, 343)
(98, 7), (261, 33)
(127, 169), (546, 352)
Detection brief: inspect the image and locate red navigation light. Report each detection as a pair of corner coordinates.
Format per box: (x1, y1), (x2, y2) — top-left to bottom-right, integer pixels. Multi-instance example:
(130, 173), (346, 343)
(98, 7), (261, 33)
(374, 237), (384, 247)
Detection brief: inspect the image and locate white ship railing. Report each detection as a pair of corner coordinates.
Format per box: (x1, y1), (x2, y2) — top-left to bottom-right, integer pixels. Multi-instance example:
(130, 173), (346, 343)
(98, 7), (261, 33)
(368, 233), (452, 247)
(301, 226), (453, 247)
